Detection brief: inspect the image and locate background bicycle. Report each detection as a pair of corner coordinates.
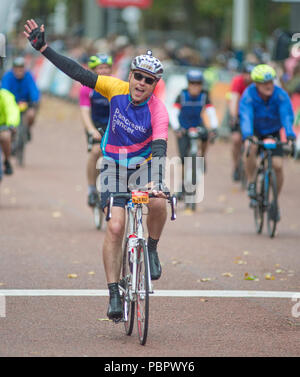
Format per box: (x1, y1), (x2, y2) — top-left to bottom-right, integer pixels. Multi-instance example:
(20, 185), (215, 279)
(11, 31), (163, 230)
(246, 136), (293, 238)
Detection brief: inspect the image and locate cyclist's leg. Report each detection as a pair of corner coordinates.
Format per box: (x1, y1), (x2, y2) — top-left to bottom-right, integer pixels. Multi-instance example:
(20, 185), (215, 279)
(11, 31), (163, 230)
(231, 127), (243, 180)
(243, 142), (258, 183)
(243, 141), (258, 200)
(87, 142), (101, 206)
(0, 129), (13, 175)
(100, 159), (128, 319)
(272, 156), (283, 195)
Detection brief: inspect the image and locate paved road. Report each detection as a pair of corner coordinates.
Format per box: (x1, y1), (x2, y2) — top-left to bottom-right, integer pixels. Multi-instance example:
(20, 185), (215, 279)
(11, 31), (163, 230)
(0, 97), (300, 357)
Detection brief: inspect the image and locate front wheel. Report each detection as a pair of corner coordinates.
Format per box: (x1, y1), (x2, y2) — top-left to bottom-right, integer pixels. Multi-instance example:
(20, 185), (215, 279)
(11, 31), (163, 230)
(122, 237), (135, 336)
(136, 239), (149, 345)
(266, 169), (278, 238)
(254, 169), (264, 234)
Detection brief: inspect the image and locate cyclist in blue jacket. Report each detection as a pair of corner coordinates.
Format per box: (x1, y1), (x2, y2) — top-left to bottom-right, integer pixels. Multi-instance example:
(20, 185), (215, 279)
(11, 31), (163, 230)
(1, 57), (40, 140)
(239, 64), (296, 220)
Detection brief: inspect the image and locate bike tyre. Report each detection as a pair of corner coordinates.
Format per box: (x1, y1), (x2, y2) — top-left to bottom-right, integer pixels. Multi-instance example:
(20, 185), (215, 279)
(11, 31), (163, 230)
(266, 169), (278, 238)
(122, 237), (135, 336)
(136, 239), (149, 346)
(254, 169), (264, 234)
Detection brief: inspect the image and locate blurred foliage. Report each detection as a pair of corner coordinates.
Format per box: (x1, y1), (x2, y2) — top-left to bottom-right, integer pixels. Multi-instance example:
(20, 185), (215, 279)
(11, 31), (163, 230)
(19, 0), (291, 47)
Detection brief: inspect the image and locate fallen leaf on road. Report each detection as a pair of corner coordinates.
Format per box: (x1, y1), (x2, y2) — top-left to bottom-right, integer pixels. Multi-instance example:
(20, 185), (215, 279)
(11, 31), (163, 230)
(243, 251), (250, 256)
(244, 273), (259, 281)
(234, 257), (247, 265)
(200, 298), (208, 302)
(0, 283), (4, 286)
(224, 207), (234, 214)
(197, 278), (212, 282)
(265, 273), (275, 280)
(88, 271), (96, 275)
(171, 260), (182, 265)
(67, 274), (78, 279)
(222, 272), (233, 278)
(218, 194), (227, 202)
(52, 211), (62, 218)
(97, 318), (112, 322)
(3, 187), (10, 195)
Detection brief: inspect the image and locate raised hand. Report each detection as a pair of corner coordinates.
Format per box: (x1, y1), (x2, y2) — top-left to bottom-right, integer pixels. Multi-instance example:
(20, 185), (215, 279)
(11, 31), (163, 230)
(24, 19), (47, 52)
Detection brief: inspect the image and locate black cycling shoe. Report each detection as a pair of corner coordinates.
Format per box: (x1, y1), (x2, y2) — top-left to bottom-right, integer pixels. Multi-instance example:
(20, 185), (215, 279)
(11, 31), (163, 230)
(247, 182), (256, 199)
(148, 250), (162, 280)
(4, 160), (13, 175)
(88, 192), (98, 207)
(232, 167), (240, 182)
(107, 283), (123, 320)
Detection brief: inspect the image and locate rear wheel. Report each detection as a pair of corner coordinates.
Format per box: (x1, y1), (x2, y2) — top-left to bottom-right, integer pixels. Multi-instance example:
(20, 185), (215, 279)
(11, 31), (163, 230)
(254, 169), (264, 234)
(136, 239), (149, 345)
(122, 237), (135, 336)
(266, 169), (278, 238)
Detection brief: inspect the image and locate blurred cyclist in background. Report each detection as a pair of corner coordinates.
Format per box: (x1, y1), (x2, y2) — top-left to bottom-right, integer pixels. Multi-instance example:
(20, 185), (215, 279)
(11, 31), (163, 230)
(239, 64), (296, 221)
(0, 85), (20, 177)
(1, 57), (40, 141)
(228, 62), (255, 181)
(79, 53), (112, 207)
(170, 69), (218, 197)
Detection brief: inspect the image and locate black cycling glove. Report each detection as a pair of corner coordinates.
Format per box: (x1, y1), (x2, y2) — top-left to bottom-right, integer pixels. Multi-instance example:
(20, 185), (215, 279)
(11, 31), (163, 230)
(28, 27), (46, 51)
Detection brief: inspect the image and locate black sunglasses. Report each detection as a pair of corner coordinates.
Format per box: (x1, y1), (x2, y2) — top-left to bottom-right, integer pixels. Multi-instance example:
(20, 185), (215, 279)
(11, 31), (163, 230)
(133, 72), (156, 85)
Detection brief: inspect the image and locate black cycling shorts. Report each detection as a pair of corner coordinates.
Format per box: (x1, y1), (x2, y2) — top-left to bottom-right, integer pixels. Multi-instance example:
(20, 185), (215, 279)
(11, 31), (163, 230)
(177, 126), (208, 163)
(99, 158), (152, 210)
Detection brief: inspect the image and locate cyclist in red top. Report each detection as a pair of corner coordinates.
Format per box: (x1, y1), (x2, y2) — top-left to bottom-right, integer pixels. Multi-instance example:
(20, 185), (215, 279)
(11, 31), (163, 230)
(228, 62), (255, 181)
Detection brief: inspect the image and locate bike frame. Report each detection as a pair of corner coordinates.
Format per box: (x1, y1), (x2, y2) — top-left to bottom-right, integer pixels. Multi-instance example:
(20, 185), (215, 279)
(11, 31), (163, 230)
(124, 200), (153, 307)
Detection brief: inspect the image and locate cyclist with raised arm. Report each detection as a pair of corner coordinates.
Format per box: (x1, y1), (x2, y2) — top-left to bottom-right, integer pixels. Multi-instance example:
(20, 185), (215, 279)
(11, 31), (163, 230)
(1, 56), (40, 141)
(79, 54), (112, 207)
(24, 19), (169, 320)
(170, 69), (218, 197)
(239, 64), (296, 220)
(228, 62), (255, 181)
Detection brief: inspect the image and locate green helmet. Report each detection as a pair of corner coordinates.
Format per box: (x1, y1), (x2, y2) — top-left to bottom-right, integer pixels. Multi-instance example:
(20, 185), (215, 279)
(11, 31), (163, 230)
(251, 64), (276, 83)
(88, 54), (113, 69)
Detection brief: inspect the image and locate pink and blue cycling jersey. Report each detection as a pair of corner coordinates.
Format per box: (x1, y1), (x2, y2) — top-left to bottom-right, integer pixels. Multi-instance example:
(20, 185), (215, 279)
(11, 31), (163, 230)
(94, 76), (169, 168)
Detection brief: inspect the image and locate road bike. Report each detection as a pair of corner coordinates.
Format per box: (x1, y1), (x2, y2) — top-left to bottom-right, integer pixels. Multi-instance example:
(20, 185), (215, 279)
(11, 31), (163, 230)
(184, 126), (215, 211)
(246, 136), (293, 238)
(106, 190), (177, 345)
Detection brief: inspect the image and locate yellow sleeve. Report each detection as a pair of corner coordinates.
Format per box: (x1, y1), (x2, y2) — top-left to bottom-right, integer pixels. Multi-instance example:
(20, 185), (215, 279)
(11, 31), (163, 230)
(94, 76), (129, 101)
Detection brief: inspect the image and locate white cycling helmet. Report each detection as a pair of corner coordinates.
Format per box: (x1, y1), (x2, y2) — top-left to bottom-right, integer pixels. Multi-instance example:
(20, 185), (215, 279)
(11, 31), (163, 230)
(131, 50), (163, 80)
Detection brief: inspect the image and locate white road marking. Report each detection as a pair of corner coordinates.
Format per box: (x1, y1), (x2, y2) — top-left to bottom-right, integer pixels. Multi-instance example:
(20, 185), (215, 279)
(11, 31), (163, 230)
(0, 290), (299, 299)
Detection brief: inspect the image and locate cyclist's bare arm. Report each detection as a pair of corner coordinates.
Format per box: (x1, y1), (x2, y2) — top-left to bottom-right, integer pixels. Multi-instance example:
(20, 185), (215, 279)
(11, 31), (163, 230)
(79, 107), (101, 140)
(24, 19), (97, 89)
